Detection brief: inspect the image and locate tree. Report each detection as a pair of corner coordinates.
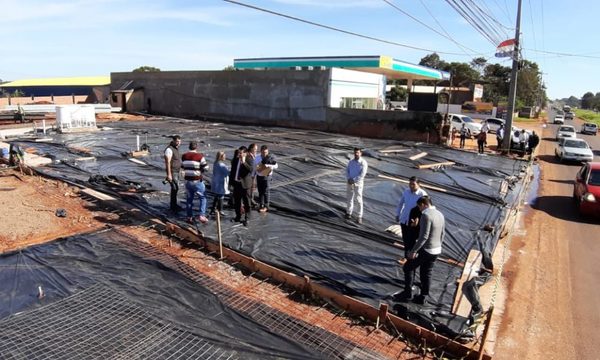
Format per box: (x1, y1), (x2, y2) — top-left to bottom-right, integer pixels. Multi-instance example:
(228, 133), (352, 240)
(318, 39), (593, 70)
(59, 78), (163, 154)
(222, 65), (235, 71)
(516, 60), (542, 107)
(481, 63), (511, 105)
(581, 92), (595, 109)
(446, 62), (480, 86)
(419, 53), (448, 70)
(470, 57), (487, 76)
(389, 86), (407, 101)
(132, 66), (161, 72)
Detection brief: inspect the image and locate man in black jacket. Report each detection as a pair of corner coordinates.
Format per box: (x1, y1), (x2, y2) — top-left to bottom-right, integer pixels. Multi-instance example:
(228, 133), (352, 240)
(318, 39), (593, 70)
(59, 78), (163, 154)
(229, 146), (253, 226)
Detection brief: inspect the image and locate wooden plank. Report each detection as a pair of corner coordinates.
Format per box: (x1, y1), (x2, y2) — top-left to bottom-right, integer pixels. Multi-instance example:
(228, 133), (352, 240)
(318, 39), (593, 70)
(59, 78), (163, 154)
(128, 158), (147, 166)
(417, 161), (456, 169)
(379, 148), (410, 154)
(452, 249), (483, 316)
(377, 174), (448, 193)
(34, 137), (54, 142)
(75, 156), (96, 162)
(130, 150), (149, 158)
(81, 188), (117, 201)
(409, 152), (428, 161)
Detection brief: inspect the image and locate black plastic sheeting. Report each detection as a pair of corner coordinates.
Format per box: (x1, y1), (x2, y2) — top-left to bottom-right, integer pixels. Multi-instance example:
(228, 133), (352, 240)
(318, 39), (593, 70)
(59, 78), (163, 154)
(0, 229), (328, 359)
(14, 118), (529, 338)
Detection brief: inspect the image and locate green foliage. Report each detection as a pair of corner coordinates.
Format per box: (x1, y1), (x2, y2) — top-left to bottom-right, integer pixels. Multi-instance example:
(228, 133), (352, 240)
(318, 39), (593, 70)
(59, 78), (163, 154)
(222, 65), (236, 71)
(417, 53), (545, 107)
(575, 109), (600, 125)
(389, 85), (408, 101)
(581, 92), (595, 109)
(132, 66), (161, 72)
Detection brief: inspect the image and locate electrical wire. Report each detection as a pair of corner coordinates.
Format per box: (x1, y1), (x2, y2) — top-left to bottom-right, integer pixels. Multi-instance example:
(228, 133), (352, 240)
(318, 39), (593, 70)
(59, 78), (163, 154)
(382, 0), (483, 56)
(445, 0), (500, 46)
(223, 0), (470, 56)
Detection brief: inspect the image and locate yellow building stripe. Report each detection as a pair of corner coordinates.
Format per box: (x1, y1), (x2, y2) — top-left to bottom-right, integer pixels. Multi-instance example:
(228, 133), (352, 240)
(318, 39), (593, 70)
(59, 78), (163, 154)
(1, 76), (110, 87)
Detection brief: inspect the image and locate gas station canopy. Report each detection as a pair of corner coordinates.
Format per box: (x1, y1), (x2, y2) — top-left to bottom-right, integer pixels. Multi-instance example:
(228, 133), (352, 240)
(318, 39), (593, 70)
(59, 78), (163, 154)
(234, 55), (451, 81)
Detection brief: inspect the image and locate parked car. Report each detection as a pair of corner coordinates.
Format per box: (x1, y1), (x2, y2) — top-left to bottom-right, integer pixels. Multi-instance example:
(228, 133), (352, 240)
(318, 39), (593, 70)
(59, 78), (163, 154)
(483, 118), (504, 133)
(581, 123), (598, 135)
(555, 125), (576, 140)
(573, 162), (600, 217)
(449, 114), (482, 135)
(554, 115), (565, 124)
(555, 138), (594, 162)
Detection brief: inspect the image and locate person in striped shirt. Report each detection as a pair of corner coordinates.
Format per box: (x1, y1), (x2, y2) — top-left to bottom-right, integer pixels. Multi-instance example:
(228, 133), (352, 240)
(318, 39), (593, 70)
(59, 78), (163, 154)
(182, 141), (209, 224)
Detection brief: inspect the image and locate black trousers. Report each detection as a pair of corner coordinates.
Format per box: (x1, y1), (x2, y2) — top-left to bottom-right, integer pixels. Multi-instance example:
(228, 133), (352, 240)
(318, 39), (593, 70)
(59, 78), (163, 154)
(403, 250), (438, 296)
(256, 176), (271, 208)
(400, 223), (417, 257)
(233, 182), (251, 221)
(477, 140), (485, 153)
(210, 194), (224, 213)
(459, 135), (466, 148)
(169, 173), (180, 210)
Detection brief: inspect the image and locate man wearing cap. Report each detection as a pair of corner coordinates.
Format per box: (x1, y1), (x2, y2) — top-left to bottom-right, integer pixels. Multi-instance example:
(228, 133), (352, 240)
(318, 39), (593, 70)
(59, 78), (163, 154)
(164, 135), (182, 213)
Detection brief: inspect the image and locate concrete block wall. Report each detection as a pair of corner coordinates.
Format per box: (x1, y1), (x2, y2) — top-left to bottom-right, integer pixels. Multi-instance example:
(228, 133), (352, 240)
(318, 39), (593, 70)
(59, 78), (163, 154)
(111, 70), (443, 143)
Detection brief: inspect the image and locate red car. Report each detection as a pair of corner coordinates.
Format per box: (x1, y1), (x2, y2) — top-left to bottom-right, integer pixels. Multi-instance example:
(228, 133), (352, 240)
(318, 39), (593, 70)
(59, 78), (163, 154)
(573, 162), (600, 216)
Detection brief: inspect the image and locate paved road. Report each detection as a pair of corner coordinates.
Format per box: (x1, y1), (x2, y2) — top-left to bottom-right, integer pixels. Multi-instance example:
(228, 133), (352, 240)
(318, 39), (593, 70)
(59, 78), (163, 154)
(495, 111), (600, 360)
(539, 110), (600, 359)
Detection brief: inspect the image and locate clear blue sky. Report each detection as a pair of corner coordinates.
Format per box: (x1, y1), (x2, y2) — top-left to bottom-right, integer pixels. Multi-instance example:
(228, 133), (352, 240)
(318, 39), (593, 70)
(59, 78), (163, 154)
(1, 0), (597, 100)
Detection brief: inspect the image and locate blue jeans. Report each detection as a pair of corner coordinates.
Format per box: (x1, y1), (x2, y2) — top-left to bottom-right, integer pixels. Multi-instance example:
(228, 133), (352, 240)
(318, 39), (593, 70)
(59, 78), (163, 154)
(185, 180), (207, 217)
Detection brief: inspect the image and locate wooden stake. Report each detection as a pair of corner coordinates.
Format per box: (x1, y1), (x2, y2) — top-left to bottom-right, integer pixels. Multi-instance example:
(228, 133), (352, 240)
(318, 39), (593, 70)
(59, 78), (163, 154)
(217, 211), (223, 259)
(376, 303), (388, 329)
(478, 306), (494, 360)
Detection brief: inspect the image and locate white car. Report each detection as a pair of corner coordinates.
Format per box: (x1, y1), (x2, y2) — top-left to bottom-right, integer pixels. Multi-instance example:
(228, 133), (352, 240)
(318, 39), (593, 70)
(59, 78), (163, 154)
(555, 138), (594, 162)
(483, 118), (504, 134)
(450, 114), (482, 135)
(554, 115), (565, 124)
(555, 125), (576, 140)
(581, 123), (598, 135)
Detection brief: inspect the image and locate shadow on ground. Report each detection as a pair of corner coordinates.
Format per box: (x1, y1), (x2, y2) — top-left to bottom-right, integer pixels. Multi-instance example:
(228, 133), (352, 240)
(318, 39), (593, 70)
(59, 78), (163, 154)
(530, 195), (598, 224)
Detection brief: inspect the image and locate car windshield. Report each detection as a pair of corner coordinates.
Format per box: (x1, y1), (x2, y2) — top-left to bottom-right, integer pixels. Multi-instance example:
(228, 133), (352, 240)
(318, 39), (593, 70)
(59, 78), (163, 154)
(564, 140), (587, 148)
(556, 115), (563, 118)
(589, 170), (600, 186)
(559, 126), (574, 132)
(461, 116), (474, 123)
(585, 123), (597, 128)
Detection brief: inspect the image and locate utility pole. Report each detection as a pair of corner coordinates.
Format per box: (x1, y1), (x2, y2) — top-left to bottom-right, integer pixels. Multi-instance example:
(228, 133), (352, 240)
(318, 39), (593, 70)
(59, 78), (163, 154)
(502, 0), (523, 153)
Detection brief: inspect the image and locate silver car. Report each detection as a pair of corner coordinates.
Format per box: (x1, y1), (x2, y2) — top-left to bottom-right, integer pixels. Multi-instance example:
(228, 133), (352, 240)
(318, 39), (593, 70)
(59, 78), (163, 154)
(555, 125), (576, 140)
(555, 138), (594, 162)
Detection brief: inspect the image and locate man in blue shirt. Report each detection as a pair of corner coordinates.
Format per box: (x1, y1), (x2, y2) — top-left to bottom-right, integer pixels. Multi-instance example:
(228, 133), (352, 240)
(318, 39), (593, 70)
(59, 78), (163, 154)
(345, 147), (368, 224)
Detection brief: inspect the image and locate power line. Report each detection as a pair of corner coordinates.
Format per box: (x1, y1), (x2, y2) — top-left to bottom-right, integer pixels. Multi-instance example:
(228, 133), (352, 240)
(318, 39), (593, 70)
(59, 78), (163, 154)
(461, 0), (508, 42)
(527, 0), (537, 57)
(382, 0), (482, 56)
(223, 0), (470, 56)
(445, 0), (500, 45)
(523, 48), (600, 59)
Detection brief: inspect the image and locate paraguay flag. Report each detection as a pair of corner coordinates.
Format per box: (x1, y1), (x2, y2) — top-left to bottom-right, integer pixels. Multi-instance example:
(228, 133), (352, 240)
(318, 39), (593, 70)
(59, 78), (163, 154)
(495, 39), (516, 58)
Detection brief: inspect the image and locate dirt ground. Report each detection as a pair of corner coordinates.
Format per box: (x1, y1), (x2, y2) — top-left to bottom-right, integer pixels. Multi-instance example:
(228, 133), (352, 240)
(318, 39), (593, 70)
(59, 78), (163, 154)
(0, 171), (113, 252)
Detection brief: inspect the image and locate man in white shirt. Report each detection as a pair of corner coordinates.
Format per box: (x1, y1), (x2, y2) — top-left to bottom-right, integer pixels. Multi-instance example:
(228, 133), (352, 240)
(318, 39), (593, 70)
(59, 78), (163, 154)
(345, 147), (368, 224)
(395, 177), (428, 257)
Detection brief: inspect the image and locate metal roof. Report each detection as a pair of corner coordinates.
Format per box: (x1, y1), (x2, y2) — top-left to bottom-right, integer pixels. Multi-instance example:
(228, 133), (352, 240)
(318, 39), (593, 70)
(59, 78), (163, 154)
(1, 76), (110, 87)
(233, 55), (450, 81)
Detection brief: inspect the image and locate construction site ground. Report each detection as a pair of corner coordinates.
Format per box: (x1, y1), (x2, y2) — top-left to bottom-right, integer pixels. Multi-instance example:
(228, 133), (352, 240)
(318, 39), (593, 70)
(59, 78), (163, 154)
(0, 168), (434, 359)
(0, 115), (545, 359)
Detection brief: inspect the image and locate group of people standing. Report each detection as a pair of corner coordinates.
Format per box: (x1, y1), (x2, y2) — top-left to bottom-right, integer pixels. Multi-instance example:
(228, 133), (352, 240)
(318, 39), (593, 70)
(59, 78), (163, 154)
(344, 150), (446, 305)
(166, 139), (444, 305)
(163, 136), (278, 226)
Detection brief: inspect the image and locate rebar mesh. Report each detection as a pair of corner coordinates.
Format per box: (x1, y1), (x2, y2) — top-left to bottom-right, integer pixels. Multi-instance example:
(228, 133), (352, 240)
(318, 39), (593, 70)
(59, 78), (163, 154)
(0, 284), (238, 360)
(114, 230), (384, 359)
